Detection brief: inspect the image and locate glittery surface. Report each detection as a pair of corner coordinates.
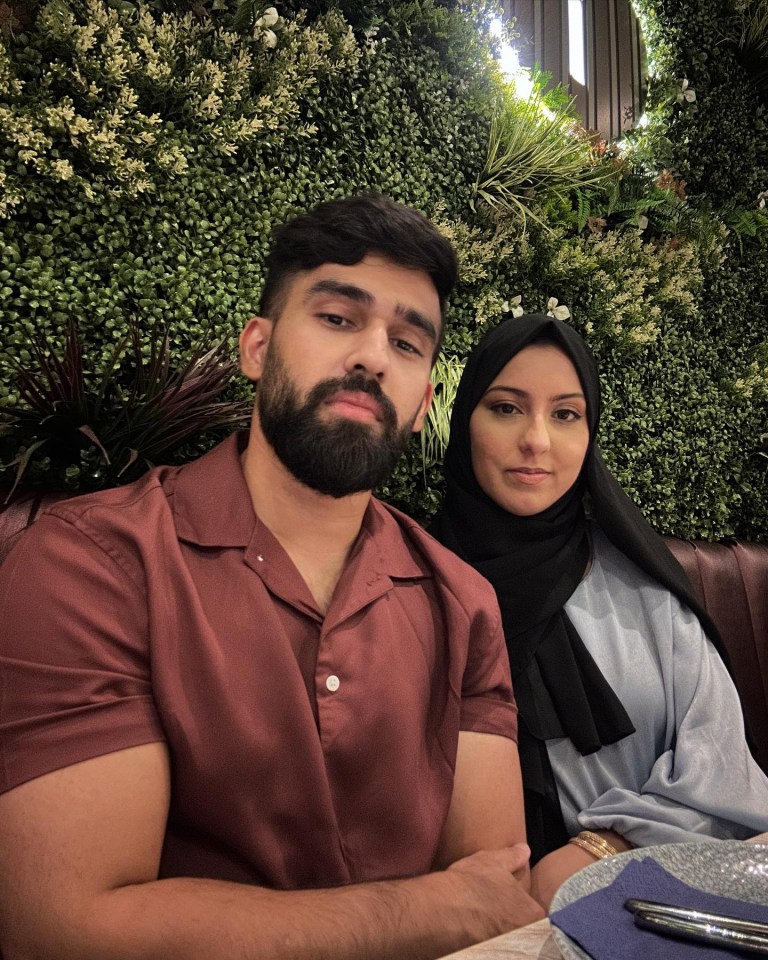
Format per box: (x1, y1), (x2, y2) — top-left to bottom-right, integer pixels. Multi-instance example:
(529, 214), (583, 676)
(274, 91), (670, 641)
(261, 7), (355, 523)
(550, 841), (768, 960)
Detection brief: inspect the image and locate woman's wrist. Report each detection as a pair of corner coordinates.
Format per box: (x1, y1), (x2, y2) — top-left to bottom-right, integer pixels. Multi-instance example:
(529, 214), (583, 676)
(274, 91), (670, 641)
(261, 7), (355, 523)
(567, 831), (617, 861)
(567, 829), (633, 862)
(591, 828), (633, 853)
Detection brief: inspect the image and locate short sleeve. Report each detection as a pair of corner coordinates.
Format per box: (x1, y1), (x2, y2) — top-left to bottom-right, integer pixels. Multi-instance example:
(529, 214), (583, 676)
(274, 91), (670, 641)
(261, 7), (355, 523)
(459, 580), (518, 742)
(0, 513), (164, 793)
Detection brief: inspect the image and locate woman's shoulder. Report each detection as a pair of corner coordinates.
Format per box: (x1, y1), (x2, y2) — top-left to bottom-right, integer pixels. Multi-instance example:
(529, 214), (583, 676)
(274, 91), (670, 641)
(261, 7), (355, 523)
(587, 524), (677, 602)
(563, 527), (709, 685)
(586, 523), (652, 584)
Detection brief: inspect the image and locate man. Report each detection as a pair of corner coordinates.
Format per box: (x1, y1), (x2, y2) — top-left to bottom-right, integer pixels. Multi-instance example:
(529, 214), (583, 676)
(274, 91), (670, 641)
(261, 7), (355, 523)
(0, 194), (543, 959)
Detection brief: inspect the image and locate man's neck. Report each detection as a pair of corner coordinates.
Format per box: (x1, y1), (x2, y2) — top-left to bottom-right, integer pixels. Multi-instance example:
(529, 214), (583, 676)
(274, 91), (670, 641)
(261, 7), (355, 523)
(240, 420), (371, 613)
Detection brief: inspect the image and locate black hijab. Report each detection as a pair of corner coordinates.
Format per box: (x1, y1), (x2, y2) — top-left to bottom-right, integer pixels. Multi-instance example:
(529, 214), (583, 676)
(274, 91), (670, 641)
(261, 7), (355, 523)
(430, 314), (728, 862)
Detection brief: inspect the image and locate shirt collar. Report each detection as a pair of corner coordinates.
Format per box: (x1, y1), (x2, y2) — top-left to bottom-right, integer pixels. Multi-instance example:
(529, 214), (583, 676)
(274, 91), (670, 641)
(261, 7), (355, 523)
(167, 432), (432, 581)
(356, 499), (433, 581)
(167, 432), (256, 548)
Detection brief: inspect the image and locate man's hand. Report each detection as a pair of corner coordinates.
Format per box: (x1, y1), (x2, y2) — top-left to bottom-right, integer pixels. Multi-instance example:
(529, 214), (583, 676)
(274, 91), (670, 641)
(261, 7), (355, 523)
(427, 732), (543, 944)
(443, 845), (545, 943)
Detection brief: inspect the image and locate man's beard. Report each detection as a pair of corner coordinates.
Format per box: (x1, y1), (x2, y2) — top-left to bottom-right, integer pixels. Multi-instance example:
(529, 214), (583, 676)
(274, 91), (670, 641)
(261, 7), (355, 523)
(257, 346), (419, 498)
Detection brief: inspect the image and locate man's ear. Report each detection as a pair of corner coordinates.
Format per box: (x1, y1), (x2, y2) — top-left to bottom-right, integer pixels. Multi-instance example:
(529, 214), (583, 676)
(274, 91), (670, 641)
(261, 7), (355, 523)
(411, 381), (435, 433)
(240, 316), (274, 383)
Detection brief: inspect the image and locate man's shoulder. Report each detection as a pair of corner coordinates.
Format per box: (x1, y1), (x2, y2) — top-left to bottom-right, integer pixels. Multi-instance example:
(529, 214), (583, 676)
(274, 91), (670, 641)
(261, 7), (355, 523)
(42, 434), (245, 540)
(46, 465), (177, 531)
(370, 499), (498, 606)
(0, 468), (180, 599)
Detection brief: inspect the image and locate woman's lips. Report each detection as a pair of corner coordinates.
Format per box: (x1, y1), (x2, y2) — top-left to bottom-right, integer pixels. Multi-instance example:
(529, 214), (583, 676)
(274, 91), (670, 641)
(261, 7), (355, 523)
(507, 468), (551, 485)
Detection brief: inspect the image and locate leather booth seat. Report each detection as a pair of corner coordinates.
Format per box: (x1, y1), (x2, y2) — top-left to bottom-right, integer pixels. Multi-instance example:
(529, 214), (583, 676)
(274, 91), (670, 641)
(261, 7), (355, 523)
(1, 494), (766, 774)
(663, 538), (768, 776)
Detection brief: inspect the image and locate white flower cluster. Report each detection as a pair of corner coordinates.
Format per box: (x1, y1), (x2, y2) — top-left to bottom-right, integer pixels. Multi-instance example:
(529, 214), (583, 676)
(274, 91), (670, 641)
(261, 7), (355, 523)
(733, 362), (768, 400)
(500, 295), (571, 321)
(546, 297), (570, 320)
(676, 79), (696, 104)
(255, 7), (280, 49)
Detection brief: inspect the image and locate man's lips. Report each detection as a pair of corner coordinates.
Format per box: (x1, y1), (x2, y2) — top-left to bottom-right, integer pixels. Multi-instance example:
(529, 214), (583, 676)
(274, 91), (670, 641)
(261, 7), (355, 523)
(507, 467), (551, 485)
(325, 391), (383, 422)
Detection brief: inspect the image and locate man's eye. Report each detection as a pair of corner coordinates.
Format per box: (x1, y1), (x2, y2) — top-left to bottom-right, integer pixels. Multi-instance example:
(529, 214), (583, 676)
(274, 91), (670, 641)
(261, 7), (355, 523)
(393, 339), (421, 356)
(320, 313), (348, 326)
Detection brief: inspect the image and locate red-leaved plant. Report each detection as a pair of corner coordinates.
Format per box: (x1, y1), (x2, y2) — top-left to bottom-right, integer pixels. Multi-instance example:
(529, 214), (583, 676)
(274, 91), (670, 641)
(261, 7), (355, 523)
(0, 319), (251, 499)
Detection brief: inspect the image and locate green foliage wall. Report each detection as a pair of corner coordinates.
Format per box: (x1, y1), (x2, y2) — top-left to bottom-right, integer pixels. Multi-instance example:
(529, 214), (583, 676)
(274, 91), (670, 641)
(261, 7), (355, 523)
(628, 0), (768, 538)
(1, 0), (767, 539)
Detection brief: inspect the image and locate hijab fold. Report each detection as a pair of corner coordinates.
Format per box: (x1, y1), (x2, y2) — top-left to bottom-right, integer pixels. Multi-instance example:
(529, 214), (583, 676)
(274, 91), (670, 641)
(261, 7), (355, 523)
(431, 314), (729, 863)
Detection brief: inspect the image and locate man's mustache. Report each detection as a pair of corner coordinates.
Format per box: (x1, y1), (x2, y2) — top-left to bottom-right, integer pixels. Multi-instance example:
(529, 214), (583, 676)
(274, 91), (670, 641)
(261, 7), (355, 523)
(305, 374), (398, 429)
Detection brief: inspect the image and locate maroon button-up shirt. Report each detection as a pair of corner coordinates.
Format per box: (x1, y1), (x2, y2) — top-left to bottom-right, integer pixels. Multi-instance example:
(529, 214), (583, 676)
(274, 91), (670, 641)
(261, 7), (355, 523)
(0, 434), (517, 888)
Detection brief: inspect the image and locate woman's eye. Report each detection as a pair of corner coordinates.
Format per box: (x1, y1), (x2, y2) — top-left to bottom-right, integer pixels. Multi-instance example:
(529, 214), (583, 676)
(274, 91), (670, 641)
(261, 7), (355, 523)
(554, 409), (582, 422)
(490, 402), (521, 416)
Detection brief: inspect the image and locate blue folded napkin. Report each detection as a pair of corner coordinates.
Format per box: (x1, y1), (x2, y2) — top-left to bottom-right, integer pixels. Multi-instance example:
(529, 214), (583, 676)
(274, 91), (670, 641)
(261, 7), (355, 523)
(550, 856), (768, 960)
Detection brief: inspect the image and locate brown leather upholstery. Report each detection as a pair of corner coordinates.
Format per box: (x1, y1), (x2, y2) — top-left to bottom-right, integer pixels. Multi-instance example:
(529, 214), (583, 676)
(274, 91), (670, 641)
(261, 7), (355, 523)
(664, 538), (768, 775)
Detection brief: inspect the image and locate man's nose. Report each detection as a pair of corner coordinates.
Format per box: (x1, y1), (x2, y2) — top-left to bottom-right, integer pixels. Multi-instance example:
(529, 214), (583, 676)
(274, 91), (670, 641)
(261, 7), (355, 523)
(344, 325), (389, 379)
(520, 415), (551, 454)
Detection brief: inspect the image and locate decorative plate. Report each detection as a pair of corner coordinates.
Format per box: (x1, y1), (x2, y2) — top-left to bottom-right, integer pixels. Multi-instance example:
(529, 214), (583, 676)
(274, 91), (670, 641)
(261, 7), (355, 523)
(549, 841), (768, 960)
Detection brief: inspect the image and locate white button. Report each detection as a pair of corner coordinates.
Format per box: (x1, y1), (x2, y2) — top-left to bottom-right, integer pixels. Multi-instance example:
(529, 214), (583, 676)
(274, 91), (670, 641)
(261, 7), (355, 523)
(326, 674), (340, 692)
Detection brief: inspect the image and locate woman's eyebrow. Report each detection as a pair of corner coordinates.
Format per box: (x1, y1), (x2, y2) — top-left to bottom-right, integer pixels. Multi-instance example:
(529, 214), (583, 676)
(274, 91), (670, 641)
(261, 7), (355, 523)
(484, 385), (585, 402)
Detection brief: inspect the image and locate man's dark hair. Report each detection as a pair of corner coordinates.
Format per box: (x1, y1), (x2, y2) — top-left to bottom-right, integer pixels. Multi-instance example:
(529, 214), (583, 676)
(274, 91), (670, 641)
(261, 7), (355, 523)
(258, 193), (458, 349)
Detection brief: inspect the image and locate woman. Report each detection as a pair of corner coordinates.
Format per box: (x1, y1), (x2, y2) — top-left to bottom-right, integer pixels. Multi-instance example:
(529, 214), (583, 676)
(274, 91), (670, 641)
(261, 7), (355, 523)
(431, 313), (768, 908)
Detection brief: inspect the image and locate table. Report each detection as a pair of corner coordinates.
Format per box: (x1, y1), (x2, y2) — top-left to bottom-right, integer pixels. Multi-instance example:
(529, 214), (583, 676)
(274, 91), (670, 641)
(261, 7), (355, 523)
(438, 919), (561, 959)
(438, 835), (768, 959)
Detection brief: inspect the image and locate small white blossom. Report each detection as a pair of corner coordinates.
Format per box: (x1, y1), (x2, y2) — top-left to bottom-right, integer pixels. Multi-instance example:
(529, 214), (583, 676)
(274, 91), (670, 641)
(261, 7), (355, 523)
(546, 297), (570, 320)
(637, 214), (649, 232)
(676, 79), (696, 104)
(507, 294), (524, 318)
(50, 159), (75, 181)
(253, 6), (280, 46)
(758, 191), (767, 210)
(255, 7), (279, 28)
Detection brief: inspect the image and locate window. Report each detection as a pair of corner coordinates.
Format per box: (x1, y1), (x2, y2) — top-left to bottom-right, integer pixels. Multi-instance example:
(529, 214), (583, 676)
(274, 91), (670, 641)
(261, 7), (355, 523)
(502, 0), (647, 140)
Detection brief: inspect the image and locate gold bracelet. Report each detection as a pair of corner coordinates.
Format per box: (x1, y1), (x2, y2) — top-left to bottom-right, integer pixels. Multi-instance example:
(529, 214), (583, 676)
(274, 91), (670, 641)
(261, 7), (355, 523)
(580, 830), (620, 857)
(567, 830), (619, 861)
(567, 836), (605, 861)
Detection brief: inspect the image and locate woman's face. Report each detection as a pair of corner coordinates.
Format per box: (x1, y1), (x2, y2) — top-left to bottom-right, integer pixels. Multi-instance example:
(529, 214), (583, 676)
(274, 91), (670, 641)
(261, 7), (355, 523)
(469, 343), (590, 517)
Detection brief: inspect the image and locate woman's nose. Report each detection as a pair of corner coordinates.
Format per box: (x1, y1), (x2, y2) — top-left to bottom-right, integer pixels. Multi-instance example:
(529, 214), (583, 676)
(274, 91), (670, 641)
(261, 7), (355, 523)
(344, 325), (389, 379)
(520, 416), (551, 454)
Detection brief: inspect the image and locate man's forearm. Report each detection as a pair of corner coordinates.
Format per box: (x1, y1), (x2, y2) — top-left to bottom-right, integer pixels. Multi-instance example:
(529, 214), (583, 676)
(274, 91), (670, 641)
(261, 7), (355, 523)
(5, 850), (541, 960)
(96, 874), (465, 960)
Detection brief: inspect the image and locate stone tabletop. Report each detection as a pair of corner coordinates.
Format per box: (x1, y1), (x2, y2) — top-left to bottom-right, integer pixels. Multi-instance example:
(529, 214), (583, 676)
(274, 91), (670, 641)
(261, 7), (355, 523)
(438, 919), (561, 960)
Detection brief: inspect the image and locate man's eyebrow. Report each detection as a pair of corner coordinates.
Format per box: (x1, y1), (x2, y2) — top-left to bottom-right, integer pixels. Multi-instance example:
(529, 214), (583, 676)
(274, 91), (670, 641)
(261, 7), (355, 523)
(484, 385), (585, 402)
(305, 279), (374, 306)
(305, 279), (438, 345)
(395, 305), (438, 346)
